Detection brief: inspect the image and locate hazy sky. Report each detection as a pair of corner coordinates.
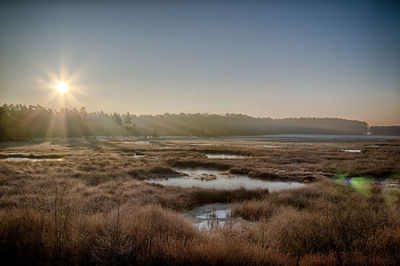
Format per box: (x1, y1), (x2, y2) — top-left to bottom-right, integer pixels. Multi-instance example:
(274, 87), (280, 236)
(1, 0), (399, 125)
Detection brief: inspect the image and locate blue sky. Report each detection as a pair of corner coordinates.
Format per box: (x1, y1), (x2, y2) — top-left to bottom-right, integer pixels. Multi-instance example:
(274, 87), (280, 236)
(1, 0), (399, 125)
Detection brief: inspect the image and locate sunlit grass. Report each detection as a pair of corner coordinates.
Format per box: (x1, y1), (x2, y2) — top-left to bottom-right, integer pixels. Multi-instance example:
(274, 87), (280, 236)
(0, 139), (399, 265)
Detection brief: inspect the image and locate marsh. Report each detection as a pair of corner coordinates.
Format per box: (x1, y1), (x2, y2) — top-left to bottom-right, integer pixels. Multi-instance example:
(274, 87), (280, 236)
(0, 136), (400, 265)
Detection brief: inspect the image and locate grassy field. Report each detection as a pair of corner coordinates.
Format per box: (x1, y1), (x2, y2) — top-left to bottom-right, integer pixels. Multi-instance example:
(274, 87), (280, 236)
(0, 137), (400, 265)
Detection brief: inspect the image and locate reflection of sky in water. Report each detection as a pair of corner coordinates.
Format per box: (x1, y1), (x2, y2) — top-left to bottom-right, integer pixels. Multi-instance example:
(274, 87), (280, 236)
(206, 154), (246, 159)
(3, 157), (64, 162)
(147, 168), (305, 190)
(343, 149), (361, 153)
(196, 220), (227, 230)
(263, 145), (281, 148)
(184, 204), (232, 231)
(135, 141), (151, 144)
(196, 209), (231, 219)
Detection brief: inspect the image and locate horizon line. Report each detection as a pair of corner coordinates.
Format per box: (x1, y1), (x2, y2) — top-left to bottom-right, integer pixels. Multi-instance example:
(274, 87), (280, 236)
(2, 102), (399, 127)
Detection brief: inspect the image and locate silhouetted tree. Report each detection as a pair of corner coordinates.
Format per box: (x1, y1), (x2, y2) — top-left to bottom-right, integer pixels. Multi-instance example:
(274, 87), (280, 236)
(112, 113), (123, 127)
(152, 128), (159, 138)
(369, 126), (400, 136)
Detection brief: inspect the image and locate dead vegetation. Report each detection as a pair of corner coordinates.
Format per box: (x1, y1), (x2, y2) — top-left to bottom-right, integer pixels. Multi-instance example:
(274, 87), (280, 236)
(233, 181), (400, 264)
(0, 138), (400, 265)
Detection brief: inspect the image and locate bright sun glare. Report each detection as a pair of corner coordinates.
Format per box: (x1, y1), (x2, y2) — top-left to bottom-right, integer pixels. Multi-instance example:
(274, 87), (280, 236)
(56, 82), (68, 93)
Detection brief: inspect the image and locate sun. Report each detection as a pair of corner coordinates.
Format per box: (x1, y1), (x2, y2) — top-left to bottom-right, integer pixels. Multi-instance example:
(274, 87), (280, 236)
(56, 81), (68, 93)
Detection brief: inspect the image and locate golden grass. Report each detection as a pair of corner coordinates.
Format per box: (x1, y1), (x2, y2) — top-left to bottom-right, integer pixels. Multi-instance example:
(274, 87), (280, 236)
(0, 138), (400, 265)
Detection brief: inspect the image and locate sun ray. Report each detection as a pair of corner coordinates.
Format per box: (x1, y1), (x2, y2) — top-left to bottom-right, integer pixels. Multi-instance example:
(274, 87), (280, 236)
(34, 61), (88, 138)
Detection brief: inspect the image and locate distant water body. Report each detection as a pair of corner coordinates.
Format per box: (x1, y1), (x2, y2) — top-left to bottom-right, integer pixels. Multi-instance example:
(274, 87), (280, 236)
(153, 134), (399, 142)
(30, 134), (400, 143)
(217, 134), (400, 142)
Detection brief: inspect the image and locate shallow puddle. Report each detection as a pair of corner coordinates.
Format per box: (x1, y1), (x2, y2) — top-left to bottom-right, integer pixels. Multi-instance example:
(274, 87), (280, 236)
(3, 157), (64, 162)
(205, 154), (246, 159)
(343, 149), (361, 153)
(132, 153), (145, 158)
(135, 141), (151, 144)
(190, 143), (215, 146)
(147, 168), (305, 190)
(183, 204), (234, 230)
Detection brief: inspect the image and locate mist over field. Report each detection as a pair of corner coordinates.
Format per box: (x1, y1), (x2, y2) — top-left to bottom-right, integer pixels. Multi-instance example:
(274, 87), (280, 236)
(0, 103), (377, 140)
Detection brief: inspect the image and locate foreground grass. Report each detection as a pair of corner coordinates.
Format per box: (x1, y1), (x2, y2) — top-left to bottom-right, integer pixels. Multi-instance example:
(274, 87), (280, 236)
(233, 181), (400, 263)
(1, 181), (400, 265)
(0, 204), (292, 266)
(0, 139), (400, 265)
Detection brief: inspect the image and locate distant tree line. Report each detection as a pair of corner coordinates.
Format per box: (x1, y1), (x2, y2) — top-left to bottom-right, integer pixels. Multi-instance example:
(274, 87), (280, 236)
(369, 126), (400, 136)
(0, 103), (380, 140)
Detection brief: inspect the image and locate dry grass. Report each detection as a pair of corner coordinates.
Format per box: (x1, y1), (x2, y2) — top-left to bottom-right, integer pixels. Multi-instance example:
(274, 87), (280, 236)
(0, 138), (400, 265)
(0, 205), (294, 265)
(233, 181), (400, 264)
